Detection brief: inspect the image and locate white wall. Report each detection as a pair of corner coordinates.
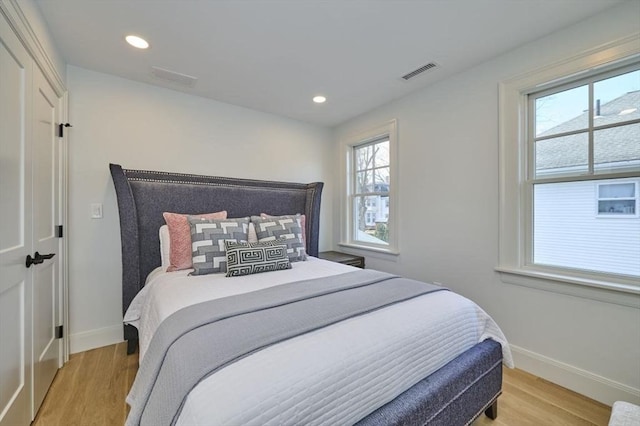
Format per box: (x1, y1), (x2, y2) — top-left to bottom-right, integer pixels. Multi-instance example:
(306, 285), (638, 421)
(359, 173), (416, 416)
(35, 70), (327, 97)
(334, 1), (640, 405)
(67, 65), (334, 353)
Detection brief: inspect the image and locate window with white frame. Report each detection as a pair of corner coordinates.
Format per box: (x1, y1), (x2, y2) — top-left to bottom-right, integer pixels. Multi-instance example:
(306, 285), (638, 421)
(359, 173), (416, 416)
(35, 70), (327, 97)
(499, 41), (640, 299)
(341, 120), (398, 254)
(529, 64), (640, 277)
(596, 181), (637, 216)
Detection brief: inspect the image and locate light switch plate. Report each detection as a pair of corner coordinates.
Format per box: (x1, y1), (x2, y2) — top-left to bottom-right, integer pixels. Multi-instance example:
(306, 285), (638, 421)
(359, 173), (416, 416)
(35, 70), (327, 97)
(91, 203), (103, 219)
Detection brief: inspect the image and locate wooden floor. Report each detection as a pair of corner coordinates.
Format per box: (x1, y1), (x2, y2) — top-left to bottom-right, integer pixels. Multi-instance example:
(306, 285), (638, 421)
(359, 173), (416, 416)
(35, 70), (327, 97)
(473, 369), (611, 426)
(33, 342), (138, 426)
(33, 342), (611, 426)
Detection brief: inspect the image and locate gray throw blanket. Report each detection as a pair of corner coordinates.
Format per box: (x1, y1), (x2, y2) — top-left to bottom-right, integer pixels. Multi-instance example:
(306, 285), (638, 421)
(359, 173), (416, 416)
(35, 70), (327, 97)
(126, 269), (447, 426)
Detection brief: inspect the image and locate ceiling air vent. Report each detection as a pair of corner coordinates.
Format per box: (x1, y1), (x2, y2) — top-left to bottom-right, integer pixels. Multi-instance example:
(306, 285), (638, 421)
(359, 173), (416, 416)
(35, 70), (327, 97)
(401, 62), (438, 81)
(151, 66), (198, 88)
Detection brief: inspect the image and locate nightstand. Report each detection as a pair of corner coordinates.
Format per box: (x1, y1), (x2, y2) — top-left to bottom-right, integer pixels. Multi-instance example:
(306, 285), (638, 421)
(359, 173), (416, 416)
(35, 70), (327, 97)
(318, 251), (365, 269)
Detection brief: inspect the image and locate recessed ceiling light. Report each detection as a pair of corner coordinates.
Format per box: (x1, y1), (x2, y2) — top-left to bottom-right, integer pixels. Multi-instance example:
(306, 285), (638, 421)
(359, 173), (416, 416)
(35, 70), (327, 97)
(313, 95), (326, 104)
(125, 35), (149, 49)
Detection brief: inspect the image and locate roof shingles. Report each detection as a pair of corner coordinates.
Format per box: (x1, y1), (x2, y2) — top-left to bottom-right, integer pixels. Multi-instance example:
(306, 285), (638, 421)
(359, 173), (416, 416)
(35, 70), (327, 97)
(535, 90), (640, 172)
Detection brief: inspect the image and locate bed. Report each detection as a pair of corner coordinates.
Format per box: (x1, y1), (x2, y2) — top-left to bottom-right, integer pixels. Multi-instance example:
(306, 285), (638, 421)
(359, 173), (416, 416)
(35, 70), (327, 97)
(110, 163), (513, 426)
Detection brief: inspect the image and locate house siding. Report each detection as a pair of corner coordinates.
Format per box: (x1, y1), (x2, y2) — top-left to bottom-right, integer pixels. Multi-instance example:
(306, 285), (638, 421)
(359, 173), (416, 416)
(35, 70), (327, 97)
(534, 179), (640, 277)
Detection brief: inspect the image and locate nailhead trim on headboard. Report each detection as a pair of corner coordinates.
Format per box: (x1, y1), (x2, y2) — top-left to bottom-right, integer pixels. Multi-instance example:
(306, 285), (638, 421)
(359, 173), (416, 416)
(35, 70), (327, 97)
(109, 163), (324, 346)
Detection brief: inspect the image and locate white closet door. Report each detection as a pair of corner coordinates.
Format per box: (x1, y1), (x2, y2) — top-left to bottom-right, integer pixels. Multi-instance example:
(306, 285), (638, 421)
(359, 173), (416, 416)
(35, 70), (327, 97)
(1, 14), (63, 425)
(0, 15), (33, 426)
(31, 65), (62, 414)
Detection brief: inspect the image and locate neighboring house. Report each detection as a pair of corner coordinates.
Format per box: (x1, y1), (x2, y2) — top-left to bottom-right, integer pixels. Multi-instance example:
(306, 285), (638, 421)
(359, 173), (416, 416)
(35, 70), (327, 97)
(363, 183), (390, 228)
(536, 90), (640, 175)
(534, 90), (639, 276)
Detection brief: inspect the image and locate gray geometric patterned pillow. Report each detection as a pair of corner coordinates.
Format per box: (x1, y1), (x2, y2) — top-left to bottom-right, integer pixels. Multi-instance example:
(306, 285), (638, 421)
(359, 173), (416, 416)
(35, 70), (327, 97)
(250, 214), (307, 262)
(224, 240), (291, 277)
(188, 216), (250, 275)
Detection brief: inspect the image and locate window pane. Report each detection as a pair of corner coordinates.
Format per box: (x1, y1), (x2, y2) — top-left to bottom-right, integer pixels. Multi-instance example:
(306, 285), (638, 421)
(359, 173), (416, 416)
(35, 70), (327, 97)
(535, 132), (588, 177)
(535, 85), (588, 137)
(374, 166), (390, 191)
(355, 145), (374, 171)
(593, 70), (640, 127)
(599, 183), (635, 198)
(355, 171), (373, 193)
(373, 140), (390, 167)
(594, 122), (640, 174)
(533, 179), (640, 277)
(354, 195), (389, 245)
(598, 200), (636, 215)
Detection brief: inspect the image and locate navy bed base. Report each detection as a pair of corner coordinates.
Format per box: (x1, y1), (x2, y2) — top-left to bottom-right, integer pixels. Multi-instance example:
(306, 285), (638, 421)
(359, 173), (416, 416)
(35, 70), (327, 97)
(358, 339), (502, 426)
(109, 163), (502, 424)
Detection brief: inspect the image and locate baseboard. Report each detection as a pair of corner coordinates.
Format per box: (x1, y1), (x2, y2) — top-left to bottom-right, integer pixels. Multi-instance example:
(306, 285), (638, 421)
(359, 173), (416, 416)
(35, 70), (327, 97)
(510, 344), (640, 406)
(69, 325), (124, 354)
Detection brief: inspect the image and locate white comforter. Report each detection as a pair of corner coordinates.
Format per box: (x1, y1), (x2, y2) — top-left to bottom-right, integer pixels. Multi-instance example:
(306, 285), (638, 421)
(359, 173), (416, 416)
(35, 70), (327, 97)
(125, 258), (513, 425)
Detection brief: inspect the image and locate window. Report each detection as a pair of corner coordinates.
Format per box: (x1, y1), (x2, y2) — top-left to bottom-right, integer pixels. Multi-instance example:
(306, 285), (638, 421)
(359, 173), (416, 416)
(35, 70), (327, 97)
(596, 182), (637, 216)
(528, 65), (640, 278)
(365, 211), (375, 225)
(498, 38), (640, 302)
(354, 138), (389, 243)
(341, 120), (398, 254)
(530, 67), (639, 178)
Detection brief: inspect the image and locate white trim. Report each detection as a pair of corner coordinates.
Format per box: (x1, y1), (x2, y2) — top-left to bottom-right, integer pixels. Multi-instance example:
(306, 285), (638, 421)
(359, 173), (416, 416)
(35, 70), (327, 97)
(69, 325), (124, 354)
(0, 0), (65, 96)
(497, 267), (640, 308)
(60, 91), (70, 363)
(340, 119), (399, 255)
(498, 34), (640, 299)
(337, 242), (400, 256)
(511, 344), (640, 406)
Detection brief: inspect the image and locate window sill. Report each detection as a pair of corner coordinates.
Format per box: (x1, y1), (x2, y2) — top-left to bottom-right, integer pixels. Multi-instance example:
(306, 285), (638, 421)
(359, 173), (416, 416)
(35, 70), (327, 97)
(496, 266), (640, 308)
(337, 242), (400, 256)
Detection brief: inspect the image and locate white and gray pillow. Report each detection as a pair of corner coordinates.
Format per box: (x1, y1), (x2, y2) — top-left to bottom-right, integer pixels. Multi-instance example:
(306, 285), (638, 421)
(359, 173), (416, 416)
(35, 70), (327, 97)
(188, 216), (250, 275)
(225, 240), (291, 277)
(250, 214), (307, 262)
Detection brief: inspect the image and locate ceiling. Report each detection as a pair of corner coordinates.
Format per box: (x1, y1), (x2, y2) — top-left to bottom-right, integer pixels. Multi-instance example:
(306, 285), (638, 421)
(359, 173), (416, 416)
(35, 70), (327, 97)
(36, 0), (624, 127)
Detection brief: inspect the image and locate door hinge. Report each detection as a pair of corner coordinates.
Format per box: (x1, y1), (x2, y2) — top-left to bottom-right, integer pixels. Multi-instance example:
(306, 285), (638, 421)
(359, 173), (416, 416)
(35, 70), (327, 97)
(56, 225), (63, 238)
(58, 123), (72, 138)
(55, 325), (63, 339)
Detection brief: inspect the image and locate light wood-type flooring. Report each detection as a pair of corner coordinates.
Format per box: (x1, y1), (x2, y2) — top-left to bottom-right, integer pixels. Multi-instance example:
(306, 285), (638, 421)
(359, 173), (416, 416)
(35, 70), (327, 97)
(32, 342), (611, 425)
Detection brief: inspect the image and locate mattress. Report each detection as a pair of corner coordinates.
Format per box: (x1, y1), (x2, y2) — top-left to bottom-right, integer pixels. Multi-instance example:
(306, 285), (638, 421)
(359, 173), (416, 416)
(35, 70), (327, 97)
(125, 257), (361, 360)
(125, 258), (512, 425)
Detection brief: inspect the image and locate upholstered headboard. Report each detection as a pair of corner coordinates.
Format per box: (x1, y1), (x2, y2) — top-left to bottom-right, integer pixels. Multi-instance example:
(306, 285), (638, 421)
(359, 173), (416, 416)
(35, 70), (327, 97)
(109, 163), (323, 351)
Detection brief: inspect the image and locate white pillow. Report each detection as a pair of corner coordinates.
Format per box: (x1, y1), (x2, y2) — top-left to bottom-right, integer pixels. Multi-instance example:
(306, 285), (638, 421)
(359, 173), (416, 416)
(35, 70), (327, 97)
(159, 225), (171, 271)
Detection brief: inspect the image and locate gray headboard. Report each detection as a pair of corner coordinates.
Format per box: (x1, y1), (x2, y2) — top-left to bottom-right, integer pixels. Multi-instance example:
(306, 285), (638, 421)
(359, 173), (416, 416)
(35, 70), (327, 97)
(109, 163), (323, 351)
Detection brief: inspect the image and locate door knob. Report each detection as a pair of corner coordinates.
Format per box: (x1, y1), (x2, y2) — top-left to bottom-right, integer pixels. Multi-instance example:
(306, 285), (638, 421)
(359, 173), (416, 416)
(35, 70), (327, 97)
(25, 252), (55, 268)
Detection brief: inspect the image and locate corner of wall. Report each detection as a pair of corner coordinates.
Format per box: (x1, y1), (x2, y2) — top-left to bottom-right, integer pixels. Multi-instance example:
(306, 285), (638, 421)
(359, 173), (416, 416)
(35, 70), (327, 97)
(70, 325), (124, 354)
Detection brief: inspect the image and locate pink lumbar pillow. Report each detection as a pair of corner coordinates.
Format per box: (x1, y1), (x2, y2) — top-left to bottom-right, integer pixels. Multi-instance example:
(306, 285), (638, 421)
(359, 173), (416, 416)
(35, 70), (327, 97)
(163, 211), (227, 271)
